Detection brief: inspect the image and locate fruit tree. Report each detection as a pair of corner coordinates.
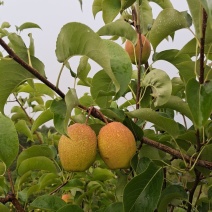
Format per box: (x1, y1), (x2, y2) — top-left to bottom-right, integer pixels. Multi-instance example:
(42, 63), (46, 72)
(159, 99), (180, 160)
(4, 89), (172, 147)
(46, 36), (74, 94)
(0, 0), (212, 211)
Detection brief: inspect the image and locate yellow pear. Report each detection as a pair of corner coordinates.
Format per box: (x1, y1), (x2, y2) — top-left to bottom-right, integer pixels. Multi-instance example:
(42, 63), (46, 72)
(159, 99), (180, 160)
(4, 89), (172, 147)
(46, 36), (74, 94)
(58, 123), (97, 171)
(98, 122), (137, 169)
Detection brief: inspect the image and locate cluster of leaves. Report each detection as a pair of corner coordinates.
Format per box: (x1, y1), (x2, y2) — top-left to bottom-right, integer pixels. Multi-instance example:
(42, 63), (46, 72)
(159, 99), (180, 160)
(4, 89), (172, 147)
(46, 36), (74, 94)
(0, 0), (212, 211)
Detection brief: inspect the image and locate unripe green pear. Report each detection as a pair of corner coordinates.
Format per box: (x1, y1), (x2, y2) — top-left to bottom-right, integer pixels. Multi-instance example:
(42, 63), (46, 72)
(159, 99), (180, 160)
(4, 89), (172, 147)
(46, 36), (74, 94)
(125, 34), (151, 64)
(58, 123), (97, 171)
(98, 122), (137, 169)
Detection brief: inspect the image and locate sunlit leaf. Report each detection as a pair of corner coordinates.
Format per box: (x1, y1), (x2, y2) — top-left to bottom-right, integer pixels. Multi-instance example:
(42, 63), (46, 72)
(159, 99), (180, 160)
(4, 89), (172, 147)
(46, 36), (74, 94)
(123, 162), (163, 212)
(127, 108), (180, 137)
(0, 114), (19, 168)
(142, 69), (172, 106)
(102, 0), (121, 23)
(30, 195), (66, 211)
(149, 9), (192, 50)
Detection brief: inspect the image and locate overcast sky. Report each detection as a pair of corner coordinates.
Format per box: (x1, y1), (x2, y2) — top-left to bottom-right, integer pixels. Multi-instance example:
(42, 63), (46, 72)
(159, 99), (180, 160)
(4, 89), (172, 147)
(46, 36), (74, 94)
(0, 0), (192, 125)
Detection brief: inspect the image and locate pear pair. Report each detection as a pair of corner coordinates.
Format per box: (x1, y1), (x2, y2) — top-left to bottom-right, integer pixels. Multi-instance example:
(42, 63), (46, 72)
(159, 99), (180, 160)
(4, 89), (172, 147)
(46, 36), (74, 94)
(58, 122), (137, 172)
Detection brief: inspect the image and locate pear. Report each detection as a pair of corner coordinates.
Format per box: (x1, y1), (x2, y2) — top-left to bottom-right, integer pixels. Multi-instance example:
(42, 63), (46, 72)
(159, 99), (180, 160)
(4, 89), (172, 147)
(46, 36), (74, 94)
(98, 122), (137, 169)
(58, 123), (97, 171)
(125, 34), (151, 64)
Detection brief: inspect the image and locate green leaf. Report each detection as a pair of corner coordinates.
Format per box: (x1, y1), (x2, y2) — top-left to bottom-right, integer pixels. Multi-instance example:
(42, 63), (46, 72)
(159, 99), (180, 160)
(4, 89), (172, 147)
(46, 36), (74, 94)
(97, 19), (137, 44)
(0, 114), (19, 168)
(101, 108), (125, 122)
(1, 22), (10, 29)
(8, 33), (27, 53)
(127, 108), (180, 137)
(0, 57), (45, 113)
(51, 89), (78, 135)
(149, 9), (192, 50)
(102, 0), (121, 23)
(15, 120), (34, 141)
(17, 145), (54, 168)
(19, 83), (55, 98)
(18, 156), (57, 176)
(55, 22), (120, 92)
(140, 0), (153, 35)
(57, 205), (84, 212)
(31, 109), (53, 133)
(50, 99), (67, 134)
(104, 39), (132, 99)
(149, 0), (173, 9)
(92, 167), (115, 181)
(121, 0), (136, 10)
(92, 0), (102, 18)
(0, 203), (9, 212)
(28, 33), (35, 56)
(156, 95), (192, 121)
(18, 22), (41, 31)
(39, 173), (61, 190)
(158, 185), (188, 212)
(131, 156), (152, 175)
(77, 56), (91, 86)
(187, 0), (212, 43)
(104, 202), (124, 212)
(30, 195), (66, 211)
(200, 0), (212, 29)
(142, 69), (172, 106)
(123, 162), (163, 212)
(91, 70), (115, 108)
(186, 79), (212, 128)
(123, 116), (144, 140)
(153, 49), (191, 66)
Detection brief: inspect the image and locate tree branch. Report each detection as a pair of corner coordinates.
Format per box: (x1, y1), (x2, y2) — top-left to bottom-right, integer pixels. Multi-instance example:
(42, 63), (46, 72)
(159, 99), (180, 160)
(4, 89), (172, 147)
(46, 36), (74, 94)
(0, 193), (25, 212)
(199, 7), (208, 84)
(143, 137), (212, 170)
